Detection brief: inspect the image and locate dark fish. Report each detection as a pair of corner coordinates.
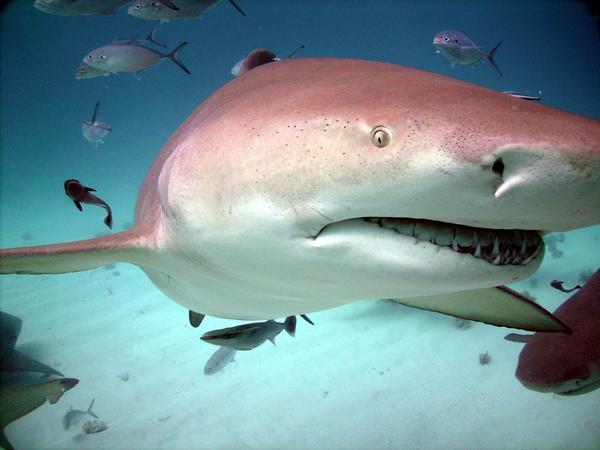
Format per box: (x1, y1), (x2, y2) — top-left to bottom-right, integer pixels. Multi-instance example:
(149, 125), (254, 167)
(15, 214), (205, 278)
(433, 30), (502, 77)
(84, 41), (190, 77)
(82, 102), (111, 147)
(1, 374), (78, 450)
(230, 45), (304, 77)
(0, 311), (63, 377)
(201, 316), (296, 351)
(550, 280), (581, 293)
(64, 179), (113, 229)
(128, 0), (245, 21)
(34, 0), (129, 15)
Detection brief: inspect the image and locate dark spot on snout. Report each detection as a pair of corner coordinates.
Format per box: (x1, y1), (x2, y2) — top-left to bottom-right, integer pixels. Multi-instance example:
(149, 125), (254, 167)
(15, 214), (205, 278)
(492, 158), (504, 176)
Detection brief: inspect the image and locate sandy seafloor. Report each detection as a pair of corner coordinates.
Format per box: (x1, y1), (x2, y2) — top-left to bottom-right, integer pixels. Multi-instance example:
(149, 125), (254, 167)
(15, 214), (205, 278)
(1, 1), (600, 449)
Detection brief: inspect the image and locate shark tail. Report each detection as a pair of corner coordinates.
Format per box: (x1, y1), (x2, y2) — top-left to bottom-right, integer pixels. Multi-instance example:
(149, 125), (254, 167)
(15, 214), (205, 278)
(486, 42), (503, 77)
(167, 42), (191, 75)
(283, 315), (297, 337)
(0, 225), (151, 275)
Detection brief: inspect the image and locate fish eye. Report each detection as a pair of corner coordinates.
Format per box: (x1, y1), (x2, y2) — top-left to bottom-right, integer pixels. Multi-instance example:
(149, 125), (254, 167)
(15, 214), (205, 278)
(134, 3), (141, 8)
(101, 55), (107, 59)
(443, 36), (449, 41)
(370, 126), (392, 148)
(151, 2), (160, 6)
(80, 67), (86, 72)
(87, 55), (92, 60)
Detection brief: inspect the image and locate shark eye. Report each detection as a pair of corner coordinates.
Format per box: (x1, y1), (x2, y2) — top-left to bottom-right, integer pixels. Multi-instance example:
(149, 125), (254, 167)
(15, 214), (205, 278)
(370, 126), (392, 148)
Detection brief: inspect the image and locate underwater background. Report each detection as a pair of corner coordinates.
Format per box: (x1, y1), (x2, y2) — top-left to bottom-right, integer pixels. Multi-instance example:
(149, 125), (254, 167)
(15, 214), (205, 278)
(0, 0), (599, 449)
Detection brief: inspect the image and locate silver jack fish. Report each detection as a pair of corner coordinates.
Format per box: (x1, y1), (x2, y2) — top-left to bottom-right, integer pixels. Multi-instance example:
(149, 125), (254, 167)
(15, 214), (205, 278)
(203, 346), (236, 375)
(82, 102), (111, 147)
(84, 41), (190, 77)
(128, 0), (245, 21)
(201, 316), (296, 351)
(34, 0), (130, 15)
(433, 30), (502, 77)
(63, 398), (99, 430)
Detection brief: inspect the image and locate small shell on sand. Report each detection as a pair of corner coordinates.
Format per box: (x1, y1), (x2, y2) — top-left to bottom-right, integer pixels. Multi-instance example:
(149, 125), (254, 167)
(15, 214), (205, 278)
(82, 419), (108, 434)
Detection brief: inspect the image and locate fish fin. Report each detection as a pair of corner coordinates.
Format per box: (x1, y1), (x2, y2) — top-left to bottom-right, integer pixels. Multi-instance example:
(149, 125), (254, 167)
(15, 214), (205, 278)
(167, 42), (191, 75)
(269, 336), (277, 346)
(0, 429), (15, 450)
(0, 225), (150, 275)
(84, 187), (96, 192)
(287, 44), (305, 59)
(504, 333), (533, 343)
(132, 71), (143, 80)
(189, 310), (205, 328)
(1, 349), (64, 376)
(486, 41), (503, 77)
(103, 211), (113, 229)
(300, 314), (314, 325)
(91, 101), (100, 123)
(389, 287), (571, 333)
(228, 0), (246, 16)
(74, 201), (83, 211)
(284, 316), (297, 336)
(148, 24), (167, 48)
(160, 0), (180, 10)
(87, 398), (99, 418)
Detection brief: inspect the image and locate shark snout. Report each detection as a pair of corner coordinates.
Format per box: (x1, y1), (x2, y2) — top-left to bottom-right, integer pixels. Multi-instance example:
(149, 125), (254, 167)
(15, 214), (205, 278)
(489, 145), (600, 231)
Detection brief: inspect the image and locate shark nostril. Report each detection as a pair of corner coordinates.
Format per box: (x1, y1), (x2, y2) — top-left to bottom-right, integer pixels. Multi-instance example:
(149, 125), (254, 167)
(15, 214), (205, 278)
(492, 158), (504, 176)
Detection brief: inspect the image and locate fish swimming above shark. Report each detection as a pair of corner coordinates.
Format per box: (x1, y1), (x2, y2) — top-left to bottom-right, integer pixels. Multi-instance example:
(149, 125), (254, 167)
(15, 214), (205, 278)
(1, 52), (599, 335)
(506, 268), (600, 395)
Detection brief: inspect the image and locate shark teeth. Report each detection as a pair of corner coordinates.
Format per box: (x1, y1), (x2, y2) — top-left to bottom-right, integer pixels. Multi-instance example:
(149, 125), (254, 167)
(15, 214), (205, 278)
(366, 217), (543, 266)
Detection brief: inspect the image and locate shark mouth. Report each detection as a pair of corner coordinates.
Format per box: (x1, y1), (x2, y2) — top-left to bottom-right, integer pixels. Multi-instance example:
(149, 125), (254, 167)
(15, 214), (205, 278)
(362, 217), (544, 266)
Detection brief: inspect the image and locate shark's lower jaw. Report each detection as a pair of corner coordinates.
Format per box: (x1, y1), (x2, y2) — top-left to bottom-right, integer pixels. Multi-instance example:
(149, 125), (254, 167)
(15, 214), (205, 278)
(319, 217), (544, 267)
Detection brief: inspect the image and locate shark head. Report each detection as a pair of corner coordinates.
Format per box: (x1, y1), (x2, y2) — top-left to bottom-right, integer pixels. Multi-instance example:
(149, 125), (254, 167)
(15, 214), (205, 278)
(151, 58), (600, 319)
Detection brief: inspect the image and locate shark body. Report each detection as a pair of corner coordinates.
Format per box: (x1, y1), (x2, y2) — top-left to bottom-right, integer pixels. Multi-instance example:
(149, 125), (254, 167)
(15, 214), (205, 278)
(1, 55), (599, 331)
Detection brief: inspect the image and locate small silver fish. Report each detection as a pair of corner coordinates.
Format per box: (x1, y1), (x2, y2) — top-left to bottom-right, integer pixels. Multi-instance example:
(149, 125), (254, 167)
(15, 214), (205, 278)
(502, 91), (542, 101)
(34, 0), (130, 16)
(84, 41), (190, 77)
(128, 0), (245, 21)
(82, 102), (111, 147)
(204, 346), (236, 375)
(201, 316), (296, 351)
(433, 30), (502, 77)
(63, 398), (98, 430)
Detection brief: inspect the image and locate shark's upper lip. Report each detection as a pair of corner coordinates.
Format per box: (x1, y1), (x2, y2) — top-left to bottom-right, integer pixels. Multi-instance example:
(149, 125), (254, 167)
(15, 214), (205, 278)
(316, 217), (543, 267)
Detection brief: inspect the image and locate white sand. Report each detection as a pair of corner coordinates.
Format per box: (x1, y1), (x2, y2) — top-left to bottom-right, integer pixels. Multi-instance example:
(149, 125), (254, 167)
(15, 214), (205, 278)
(1, 220), (598, 449)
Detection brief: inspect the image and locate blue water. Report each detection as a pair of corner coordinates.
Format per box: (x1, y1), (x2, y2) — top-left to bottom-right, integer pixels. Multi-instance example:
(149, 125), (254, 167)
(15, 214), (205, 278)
(1, 1), (599, 449)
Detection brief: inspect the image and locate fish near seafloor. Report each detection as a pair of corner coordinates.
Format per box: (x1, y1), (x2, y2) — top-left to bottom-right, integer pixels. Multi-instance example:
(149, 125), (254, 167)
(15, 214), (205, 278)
(230, 46), (305, 77)
(204, 346), (236, 375)
(82, 101), (111, 147)
(83, 41), (190, 77)
(63, 398), (98, 430)
(0, 374), (78, 450)
(506, 268), (600, 395)
(201, 316), (297, 351)
(128, 0), (245, 21)
(33, 0), (129, 15)
(433, 30), (502, 77)
(1, 56), (600, 332)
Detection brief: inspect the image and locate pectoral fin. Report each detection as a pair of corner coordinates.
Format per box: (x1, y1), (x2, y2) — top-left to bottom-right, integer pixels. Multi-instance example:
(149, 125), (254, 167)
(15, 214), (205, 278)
(188, 311), (205, 328)
(390, 286), (570, 333)
(74, 201), (83, 211)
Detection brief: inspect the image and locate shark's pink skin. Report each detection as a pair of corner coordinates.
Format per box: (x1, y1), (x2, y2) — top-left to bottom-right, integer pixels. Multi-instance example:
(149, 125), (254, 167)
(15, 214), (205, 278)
(0, 57), (599, 329)
(515, 269), (600, 395)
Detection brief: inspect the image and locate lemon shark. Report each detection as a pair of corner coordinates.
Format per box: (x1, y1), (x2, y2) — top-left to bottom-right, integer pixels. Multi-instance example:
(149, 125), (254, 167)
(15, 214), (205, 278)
(1, 52), (599, 332)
